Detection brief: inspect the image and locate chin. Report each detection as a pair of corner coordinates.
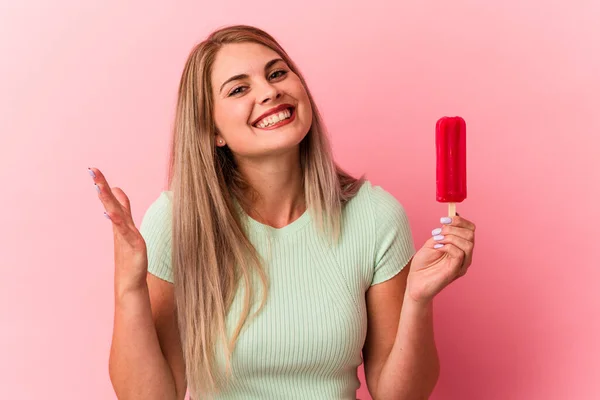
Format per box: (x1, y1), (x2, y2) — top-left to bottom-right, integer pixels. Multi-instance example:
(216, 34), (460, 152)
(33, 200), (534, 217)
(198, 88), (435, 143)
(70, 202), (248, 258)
(240, 136), (304, 159)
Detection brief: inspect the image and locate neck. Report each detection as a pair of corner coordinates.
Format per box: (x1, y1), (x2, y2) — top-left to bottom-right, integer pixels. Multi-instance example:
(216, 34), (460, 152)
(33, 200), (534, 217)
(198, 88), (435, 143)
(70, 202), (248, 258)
(235, 150), (305, 228)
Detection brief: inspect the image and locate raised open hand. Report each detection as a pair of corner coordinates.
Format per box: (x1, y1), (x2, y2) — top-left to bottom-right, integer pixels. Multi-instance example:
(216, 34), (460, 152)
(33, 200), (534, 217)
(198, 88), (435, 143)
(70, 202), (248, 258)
(89, 167), (148, 295)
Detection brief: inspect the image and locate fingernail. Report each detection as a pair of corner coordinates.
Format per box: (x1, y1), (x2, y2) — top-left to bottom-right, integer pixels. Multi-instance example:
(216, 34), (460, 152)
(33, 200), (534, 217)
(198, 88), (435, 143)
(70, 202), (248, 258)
(94, 184), (100, 194)
(432, 227), (442, 235)
(88, 168), (96, 178)
(433, 235), (444, 241)
(103, 211), (110, 220)
(441, 217), (452, 224)
(434, 243), (444, 249)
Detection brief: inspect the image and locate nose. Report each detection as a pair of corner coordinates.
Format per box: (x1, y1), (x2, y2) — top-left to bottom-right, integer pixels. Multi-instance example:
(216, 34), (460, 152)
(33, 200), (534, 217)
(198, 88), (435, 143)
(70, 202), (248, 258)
(257, 80), (282, 104)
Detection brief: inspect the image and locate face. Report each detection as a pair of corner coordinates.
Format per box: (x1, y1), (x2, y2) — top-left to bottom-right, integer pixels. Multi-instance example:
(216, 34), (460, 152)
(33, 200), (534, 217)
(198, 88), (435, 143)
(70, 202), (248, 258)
(211, 42), (313, 159)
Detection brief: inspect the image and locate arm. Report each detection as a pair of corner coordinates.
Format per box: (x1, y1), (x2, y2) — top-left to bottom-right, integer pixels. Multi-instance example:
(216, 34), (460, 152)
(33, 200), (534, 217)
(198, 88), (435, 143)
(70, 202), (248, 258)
(108, 274), (186, 400)
(363, 259), (440, 400)
(91, 167), (185, 399)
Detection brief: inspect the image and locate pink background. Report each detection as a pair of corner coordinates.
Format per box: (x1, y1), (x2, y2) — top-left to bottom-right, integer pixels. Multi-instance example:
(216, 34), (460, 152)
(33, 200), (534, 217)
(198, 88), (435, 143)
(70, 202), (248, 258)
(1, 0), (598, 399)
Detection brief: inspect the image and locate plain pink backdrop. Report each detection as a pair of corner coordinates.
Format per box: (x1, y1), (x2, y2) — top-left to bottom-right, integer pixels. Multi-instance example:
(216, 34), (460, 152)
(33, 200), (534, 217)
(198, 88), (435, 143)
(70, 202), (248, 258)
(1, 0), (598, 399)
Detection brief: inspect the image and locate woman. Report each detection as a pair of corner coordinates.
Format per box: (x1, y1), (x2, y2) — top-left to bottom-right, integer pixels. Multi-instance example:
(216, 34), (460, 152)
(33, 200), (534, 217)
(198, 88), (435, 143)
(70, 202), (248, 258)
(91, 25), (476, 399)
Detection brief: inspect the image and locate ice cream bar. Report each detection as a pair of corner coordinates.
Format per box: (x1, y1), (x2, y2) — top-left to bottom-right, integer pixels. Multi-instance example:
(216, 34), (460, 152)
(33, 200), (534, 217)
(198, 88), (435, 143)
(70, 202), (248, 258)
(436, 116), (466, 217)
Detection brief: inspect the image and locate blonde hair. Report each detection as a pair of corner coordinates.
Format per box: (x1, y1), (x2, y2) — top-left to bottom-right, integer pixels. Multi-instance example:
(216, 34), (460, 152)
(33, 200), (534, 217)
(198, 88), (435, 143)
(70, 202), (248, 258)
(167, 24), (364, 398)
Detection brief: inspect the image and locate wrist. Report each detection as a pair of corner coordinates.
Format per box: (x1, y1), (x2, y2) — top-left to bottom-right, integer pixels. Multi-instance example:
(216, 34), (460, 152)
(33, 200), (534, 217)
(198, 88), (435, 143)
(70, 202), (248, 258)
(115, 280), (149, 304)
(403, 292), (434, 315)
(406, 270), (438, 306)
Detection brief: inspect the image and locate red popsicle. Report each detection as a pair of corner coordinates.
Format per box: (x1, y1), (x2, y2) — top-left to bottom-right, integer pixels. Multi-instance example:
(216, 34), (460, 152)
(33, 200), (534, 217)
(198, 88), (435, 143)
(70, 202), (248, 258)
(436, 116), (467, 217)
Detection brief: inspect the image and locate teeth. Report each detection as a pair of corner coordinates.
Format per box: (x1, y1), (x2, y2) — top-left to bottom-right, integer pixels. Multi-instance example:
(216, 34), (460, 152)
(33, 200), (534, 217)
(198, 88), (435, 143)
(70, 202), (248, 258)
(256, 108), (292, 128)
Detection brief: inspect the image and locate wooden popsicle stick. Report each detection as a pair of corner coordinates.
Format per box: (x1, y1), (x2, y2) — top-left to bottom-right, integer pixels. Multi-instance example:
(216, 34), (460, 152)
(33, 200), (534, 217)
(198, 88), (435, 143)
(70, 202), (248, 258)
(448, 202), (456, 217)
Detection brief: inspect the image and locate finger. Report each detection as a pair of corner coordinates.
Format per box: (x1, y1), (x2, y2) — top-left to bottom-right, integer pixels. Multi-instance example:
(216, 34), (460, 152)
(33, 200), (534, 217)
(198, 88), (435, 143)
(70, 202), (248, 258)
(89, 168), (121, 213)
(89, 168), (133, 229)
(89, 168), (127, 208)
(432, 241), (466, 279)
(112, 187), (132, 215)
(438, 225), (475, 244)
(426, 236), (466, 266)
(437, 224), (476, 270)
(434, 234), (474, 267)
(443, 215), (476, 232)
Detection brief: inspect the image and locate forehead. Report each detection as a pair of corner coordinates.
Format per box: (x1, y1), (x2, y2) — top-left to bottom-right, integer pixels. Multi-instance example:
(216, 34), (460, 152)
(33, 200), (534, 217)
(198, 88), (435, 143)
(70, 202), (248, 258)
(211, 42), (281, 84)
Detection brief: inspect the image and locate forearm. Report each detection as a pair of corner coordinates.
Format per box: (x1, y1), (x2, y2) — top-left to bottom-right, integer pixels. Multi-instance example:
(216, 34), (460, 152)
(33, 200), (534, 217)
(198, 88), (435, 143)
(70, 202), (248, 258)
(109, 286), (178, 400)
(374, 295), (440, 400)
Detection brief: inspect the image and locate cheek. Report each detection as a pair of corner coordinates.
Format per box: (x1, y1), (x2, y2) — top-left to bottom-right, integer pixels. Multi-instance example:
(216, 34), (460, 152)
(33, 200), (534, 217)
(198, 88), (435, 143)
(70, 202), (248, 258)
(214, 102), (252, 133)
(298, 89), (313, 122)
(285, 82), (311, 121)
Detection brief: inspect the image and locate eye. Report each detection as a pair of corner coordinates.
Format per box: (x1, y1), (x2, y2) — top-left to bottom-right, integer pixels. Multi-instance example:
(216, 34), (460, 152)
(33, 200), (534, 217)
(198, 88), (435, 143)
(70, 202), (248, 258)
(269, 70), (287, 80)
(228, 86), (247, 97)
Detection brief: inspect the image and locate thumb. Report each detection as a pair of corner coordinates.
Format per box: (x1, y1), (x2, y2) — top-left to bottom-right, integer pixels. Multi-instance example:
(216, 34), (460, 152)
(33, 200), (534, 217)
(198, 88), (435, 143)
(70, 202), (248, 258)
(111, 187), (132, 214)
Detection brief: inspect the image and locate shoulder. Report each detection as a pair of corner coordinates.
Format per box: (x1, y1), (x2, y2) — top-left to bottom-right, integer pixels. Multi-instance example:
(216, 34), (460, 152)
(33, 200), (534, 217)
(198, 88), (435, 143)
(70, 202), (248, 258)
(140, 191), (173, 235)
(340, 180), (412, 247)
(340, 180), (414, 285)
(155, 190), (173, 206)
(145, 191), (173, 214)
(140, 191), (175, 283)
(345, 180), (408, 223)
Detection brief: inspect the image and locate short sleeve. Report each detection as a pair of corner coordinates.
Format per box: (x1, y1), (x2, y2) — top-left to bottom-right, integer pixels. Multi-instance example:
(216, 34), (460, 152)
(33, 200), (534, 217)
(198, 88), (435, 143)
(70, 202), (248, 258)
(369, 185), (416, 286)
(139, 191), (174, 283)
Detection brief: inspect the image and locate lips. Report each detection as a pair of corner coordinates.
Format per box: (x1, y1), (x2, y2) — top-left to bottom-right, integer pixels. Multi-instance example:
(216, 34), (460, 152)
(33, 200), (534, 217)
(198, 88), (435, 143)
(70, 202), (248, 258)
(251, 103), (295, 127)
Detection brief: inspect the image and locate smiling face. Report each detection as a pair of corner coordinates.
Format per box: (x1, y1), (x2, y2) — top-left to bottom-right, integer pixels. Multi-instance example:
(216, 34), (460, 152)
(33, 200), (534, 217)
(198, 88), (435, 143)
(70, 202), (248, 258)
(211, 42), (313, 159)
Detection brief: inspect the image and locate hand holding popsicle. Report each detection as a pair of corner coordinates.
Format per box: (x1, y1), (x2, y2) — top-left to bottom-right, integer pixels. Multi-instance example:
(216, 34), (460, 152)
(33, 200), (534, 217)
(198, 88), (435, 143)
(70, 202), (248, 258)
(404, 116), (475, 305)
(407, 214), (476, 304)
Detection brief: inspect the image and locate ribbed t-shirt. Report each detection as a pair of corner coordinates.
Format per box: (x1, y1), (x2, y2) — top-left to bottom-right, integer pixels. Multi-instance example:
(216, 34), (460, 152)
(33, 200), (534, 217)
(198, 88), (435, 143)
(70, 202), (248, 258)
(139, 181), (416, 399)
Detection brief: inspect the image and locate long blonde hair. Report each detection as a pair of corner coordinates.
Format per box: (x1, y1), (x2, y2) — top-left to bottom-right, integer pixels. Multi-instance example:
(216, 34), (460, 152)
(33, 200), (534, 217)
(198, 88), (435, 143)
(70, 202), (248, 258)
(167, 25), (364, 398)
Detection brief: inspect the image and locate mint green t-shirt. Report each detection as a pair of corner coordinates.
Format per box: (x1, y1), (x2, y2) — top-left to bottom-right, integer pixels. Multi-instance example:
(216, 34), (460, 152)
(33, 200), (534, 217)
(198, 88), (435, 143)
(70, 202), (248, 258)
(139, 181), (416, 400)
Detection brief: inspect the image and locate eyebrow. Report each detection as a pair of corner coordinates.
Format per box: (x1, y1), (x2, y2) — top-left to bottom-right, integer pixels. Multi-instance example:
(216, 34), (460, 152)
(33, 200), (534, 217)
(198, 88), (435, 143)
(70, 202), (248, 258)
(219, 58), (285, 94)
